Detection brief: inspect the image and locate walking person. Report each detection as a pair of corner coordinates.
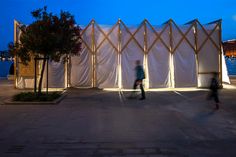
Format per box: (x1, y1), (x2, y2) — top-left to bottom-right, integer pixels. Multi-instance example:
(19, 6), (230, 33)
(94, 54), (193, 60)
(132, 60), (146, 100)
(208, 72), (220, 110)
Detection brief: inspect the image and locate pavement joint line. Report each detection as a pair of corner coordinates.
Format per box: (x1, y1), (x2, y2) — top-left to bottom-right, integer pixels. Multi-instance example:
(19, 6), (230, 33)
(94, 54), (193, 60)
(173, 91), (190, 100)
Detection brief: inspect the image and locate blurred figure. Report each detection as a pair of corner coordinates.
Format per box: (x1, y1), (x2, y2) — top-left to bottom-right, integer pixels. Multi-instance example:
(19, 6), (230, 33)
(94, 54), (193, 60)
(208, 72), (220, 110)
(133, 60), (145, 100)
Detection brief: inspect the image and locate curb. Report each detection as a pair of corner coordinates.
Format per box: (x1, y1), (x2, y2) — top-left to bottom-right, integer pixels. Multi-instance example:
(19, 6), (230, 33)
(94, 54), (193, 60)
(3, 92), (67, 105)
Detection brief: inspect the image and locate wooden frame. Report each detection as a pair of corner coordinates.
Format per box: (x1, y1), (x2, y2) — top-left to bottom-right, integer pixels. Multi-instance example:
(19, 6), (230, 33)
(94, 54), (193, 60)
(13, 20), (19, 88)
(120, 20), (144, 53)
(171, 21), (195, 53)
(146, 20), (170, 52)
(14, 19), (223, 89)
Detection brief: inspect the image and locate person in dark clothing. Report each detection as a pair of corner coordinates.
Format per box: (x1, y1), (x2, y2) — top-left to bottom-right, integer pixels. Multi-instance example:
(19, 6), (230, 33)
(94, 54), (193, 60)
(208, 72), (220, 110)
(133, 60), (146, 100)
(9, 63), (14, 75)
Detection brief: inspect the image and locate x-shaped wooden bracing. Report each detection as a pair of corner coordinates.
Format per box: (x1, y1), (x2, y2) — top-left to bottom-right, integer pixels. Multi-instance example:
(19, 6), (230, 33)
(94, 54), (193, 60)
(197, 21), (221, 53)
(80, 19), (220, 56)
(80, 20), (148, 54)
(15, 19), (221, 57)
(171, 21), (196, 53)
(146, 20), (171, 52)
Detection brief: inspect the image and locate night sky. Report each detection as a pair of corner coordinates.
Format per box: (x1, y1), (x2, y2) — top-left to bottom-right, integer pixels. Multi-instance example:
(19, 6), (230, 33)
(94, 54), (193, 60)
(0, 0), (236, 50)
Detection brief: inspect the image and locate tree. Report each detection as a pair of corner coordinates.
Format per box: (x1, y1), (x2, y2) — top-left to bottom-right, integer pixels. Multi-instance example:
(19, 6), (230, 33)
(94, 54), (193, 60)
(9, 7), (82, 94)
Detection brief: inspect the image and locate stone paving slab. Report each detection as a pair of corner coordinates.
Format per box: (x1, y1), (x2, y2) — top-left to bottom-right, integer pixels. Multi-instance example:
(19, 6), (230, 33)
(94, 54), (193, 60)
(1, 141), (236, 157)
(0, 79), (236, 156)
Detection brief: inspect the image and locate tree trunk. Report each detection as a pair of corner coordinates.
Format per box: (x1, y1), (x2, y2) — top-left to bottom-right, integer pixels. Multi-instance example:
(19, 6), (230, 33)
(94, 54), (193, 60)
(38, 57), (46, 95)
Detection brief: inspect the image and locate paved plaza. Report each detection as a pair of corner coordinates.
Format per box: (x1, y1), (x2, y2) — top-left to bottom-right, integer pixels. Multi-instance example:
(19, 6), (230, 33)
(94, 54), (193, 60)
(0, 79), (236, 157)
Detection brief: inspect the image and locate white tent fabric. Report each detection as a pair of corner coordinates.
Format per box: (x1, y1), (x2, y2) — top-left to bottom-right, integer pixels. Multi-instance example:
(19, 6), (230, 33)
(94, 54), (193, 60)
(43, 61), (65, 88)
(222, 53), (231, 84)
(15, 19), (231, 89)
(148, 43), (170, 88)
(70, 48), (92, 87)
(173, 26), (197, 87)
(17, 77), (34, 89)
(96, 41), (118, 88)
(121, 41), (144, 89)
(95, 25), (119, 88)
(70, 25), (93, 87)
(147, 25), (171, 88)
(197, 24), (220, 87)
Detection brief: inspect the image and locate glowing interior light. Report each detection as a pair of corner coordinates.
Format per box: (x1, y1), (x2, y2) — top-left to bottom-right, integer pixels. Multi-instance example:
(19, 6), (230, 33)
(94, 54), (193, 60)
(64, 60), (68, 88)
(193, 27), (196, 34)
(169, 54), (175, 88)
(143, 55), (149, 89)
(118, 54), (122, 89)
(103, 88), (209, 92)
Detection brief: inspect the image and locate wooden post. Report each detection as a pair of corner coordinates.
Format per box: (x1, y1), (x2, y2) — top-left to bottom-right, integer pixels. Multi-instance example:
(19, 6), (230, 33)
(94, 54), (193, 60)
(169, 19), (174, 88)
(118, 19), (122, 89)
(34, 58), (37, 94)
(219, 20), (223, 87)
(194, 20), (199, 87)
(14, 20), (18, 88)
(46, 58), (48, 94)
(144, 20), (149, 89)
(91, 20), (96, 87)
(67, 56), (70, 88)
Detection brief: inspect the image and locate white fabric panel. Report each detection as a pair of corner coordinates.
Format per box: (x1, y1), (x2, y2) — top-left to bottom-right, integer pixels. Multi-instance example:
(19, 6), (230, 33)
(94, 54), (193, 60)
(198, 23), (220, 87)
(173, 44), (197, 87)
(147, 25), (171, 88)
(70, 24), (93, 87)
(198, 40), (219, 73)
(197, 24), (208, 48)
(17, 77), (34, 89)
(108, 25), (119, 47)
(172, 26), (182, 49)
(95, 25), (111, 47)
(146, 24), (156, 48)
(148, 42), (170, 88)
(173, 26), (197, 87)
(70, 48), (92, 87)
(96, 40), (118, 88)
(120, 24), (132, 50)
(43, 61), (65, 88)
(134, 25), (145, 48)
(94, 25), (119, 88)
(182, 25), (195, 48)
(82, 25), (92, 50)
(154, 25), (170, 47)
(222, 53), (230, 84)
(207, 24), (220, 46)
(198, 74), (212, 88)
(24, 78), (34, 88)
(17, 77), (24, 89)
(198, 40), (219, 87)
(121, 40), (144, 89)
